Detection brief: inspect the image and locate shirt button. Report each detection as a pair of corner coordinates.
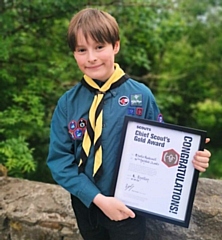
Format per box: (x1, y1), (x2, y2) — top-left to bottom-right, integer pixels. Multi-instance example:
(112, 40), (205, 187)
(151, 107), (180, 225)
(102, 123), (105, 128)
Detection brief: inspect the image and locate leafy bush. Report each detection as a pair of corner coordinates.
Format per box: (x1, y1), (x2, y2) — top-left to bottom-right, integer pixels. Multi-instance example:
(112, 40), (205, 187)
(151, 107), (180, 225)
(0, 137), (36, 177)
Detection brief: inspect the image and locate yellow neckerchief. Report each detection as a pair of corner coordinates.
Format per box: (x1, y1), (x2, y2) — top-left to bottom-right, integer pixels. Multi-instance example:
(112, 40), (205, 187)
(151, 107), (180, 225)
(79, 63), (127, 180)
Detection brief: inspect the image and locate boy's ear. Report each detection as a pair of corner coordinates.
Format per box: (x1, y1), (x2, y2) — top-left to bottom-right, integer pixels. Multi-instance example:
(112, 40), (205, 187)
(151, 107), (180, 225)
(73, 51), (77, 61)
(114, 41), (120, 54)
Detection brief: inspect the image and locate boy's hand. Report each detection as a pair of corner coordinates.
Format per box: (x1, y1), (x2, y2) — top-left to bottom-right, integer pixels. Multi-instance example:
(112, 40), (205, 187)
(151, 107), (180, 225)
(192, 138), (211, 172)
(93, 193), (135, 221)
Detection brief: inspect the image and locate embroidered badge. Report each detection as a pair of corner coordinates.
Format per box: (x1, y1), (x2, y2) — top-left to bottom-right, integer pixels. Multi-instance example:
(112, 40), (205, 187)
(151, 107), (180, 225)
(74, 128), (84, 139)
(118, 96), (129, 106)
(157, 113), (164, 123)
(78, 118), (87, 129)
(136, 107), (143, 116)
(130, 94), (142, 107)
(68, 119), (87, 140)
(68, 120), (77, 132)
(127, 108), (135, 115)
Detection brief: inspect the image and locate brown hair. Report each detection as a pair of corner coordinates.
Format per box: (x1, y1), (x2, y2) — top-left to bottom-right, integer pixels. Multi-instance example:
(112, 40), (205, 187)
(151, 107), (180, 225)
(67, 8), (120, 52)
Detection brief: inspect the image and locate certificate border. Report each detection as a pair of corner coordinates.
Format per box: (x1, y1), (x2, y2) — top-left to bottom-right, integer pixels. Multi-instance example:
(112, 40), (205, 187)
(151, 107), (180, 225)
(112, 116), (207, 228)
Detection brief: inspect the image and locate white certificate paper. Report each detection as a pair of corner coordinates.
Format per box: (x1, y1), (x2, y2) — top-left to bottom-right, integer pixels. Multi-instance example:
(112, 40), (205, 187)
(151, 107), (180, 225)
(113, 116), (206, 228)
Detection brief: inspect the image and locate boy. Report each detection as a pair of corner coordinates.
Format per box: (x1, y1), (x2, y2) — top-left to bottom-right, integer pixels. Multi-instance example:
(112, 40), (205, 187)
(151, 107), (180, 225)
(47, 8), (211, 240)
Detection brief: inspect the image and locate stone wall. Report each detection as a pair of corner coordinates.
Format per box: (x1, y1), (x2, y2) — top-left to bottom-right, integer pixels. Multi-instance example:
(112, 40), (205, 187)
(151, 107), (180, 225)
(0, 177), (222, 240)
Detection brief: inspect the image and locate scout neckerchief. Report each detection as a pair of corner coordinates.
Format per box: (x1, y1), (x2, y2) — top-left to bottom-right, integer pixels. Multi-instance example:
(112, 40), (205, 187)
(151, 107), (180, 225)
(79, 63), (129, 181)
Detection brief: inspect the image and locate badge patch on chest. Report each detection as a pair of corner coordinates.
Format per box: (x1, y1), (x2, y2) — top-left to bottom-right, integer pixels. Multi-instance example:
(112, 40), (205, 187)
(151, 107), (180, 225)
(127, 107), (135, 115)
(136, 107), (143, 116)
(130, 94), (143, 106)
(118, 96), (129, 106)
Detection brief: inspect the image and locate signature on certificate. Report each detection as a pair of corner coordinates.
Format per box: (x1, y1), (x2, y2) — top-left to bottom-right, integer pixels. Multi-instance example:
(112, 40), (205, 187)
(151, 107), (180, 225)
(124, 183), (134, 191)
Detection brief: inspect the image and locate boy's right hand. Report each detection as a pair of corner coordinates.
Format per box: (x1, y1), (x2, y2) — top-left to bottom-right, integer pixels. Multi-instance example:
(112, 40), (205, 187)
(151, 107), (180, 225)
(93, 193), (135, 221)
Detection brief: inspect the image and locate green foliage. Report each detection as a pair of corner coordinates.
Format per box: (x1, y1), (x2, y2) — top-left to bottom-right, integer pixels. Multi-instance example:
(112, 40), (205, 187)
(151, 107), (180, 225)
(193, 99), (222, 128)
(0, 137), (35, 177)
(1, 0), (222, 181)
(0, 0), (80, 180)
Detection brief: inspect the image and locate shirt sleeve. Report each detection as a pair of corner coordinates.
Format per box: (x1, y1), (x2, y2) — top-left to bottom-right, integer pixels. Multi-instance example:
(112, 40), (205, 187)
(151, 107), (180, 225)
(47, 94), (100, 207)
(144, 88), (161, 120)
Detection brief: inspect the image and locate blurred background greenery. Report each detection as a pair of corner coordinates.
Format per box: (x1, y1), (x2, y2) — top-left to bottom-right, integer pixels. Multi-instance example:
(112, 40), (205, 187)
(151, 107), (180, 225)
(0, 0), (221, 182)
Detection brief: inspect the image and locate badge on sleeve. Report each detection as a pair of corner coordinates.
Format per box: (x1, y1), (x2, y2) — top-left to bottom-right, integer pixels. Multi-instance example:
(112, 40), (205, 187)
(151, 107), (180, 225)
(68, 120), (77, 132)
(78, 118), (87, 129)
(74, 128), (84, 139)
(68, 118), (87, 140)
(157, 113), (164, 123)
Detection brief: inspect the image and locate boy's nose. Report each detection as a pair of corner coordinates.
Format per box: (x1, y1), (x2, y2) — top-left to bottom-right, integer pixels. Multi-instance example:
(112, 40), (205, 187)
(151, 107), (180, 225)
(88, 51), (97, 62)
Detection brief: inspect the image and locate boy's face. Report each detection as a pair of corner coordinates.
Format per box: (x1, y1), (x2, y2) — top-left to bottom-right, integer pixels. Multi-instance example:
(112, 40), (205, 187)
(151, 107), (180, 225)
(73, 30), (120, 81)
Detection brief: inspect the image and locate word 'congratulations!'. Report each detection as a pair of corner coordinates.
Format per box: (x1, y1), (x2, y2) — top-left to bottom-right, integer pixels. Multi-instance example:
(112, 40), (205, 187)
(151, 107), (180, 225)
(169, 136), (193, 215)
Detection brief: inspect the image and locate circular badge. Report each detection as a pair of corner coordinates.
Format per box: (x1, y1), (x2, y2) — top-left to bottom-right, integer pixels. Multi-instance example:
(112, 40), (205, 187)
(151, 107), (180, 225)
(78, 118), (87, 129)
(68, 120), (77, 132)
(74, 128), (83, 139)
(118, 96), (129, 106)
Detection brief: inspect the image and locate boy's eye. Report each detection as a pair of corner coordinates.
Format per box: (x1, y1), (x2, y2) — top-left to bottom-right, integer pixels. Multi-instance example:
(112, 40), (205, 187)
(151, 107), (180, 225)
(97, 45), (104, 49)
(79, 48), (85, 52)
(76, 48), (86, 53)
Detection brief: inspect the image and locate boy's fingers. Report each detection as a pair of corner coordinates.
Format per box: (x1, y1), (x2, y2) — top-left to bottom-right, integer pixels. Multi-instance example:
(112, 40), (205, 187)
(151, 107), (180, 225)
(123, 207), (135, 218)
(205, 138), (210, 144)
(203, 149), (211, 158)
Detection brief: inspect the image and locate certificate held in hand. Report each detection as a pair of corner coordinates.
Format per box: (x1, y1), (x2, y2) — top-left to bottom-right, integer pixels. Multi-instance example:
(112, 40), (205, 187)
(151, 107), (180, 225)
(112, 116), (206, 228)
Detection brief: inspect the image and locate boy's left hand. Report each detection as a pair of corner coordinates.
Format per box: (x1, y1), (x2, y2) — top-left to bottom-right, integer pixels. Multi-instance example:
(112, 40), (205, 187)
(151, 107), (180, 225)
(192, 138), (211, 172)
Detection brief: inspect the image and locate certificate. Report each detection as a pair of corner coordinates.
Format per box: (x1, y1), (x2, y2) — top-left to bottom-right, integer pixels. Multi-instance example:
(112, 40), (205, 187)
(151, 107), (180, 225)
(112, 116), (206, 228)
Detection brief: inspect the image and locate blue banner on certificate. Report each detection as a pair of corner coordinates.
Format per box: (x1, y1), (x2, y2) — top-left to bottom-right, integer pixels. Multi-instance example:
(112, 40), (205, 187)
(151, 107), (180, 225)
(112, 116), (207, 228)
